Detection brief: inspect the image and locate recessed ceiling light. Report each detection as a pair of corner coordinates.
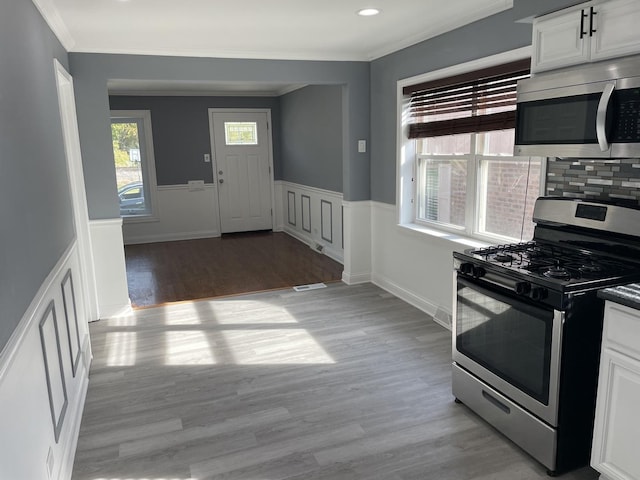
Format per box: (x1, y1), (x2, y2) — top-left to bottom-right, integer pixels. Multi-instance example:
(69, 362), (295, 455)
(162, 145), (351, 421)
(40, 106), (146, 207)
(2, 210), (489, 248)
(357, 8), (381, 16)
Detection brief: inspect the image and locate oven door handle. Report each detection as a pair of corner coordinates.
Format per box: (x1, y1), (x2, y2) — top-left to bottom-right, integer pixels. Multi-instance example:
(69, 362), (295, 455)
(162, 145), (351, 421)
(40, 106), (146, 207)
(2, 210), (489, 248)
(457, 270), (517, 294)
(596, 82), (615, 152)
(457, 276), (554, 320)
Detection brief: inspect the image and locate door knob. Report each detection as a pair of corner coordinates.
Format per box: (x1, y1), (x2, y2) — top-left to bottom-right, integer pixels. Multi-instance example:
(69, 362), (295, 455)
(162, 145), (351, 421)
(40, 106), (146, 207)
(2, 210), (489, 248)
(218, 170), (223, 175)
(219, 179), (224, 184)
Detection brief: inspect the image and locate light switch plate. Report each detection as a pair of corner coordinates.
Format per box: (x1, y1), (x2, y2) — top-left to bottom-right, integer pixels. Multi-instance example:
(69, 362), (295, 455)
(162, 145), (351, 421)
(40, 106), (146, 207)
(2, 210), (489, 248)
(358, 140), (366, 153)
(204, 153), (211, 163)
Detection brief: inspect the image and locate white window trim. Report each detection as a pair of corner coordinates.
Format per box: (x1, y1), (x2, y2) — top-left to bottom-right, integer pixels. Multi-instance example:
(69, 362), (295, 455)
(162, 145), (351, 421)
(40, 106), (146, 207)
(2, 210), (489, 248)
(395, 46), (546, 246)
(110, 110), (159, 223)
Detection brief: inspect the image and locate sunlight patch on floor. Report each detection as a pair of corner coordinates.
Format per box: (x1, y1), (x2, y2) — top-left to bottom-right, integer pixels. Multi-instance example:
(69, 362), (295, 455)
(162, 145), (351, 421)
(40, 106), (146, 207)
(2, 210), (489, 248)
(164, 303), (203, 325)
(106, 332), (137, 366)
(106, 314), (137, 327)
(164, 331), (215, 365)
(102, 297), (335, 366)
(220, 329), (335, 364)
(204, 300), (299, 324)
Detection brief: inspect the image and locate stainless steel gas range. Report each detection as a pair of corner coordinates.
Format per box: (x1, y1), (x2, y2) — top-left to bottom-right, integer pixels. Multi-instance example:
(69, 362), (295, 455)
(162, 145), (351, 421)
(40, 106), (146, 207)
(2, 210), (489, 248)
(452, 197), (640, 475)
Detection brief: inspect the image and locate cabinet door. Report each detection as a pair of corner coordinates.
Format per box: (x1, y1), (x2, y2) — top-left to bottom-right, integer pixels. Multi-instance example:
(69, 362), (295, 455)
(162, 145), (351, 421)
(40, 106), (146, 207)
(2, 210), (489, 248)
(532, 4), (591, 73)
(591, 348), (640, 480)
(591, 0), (640, 62)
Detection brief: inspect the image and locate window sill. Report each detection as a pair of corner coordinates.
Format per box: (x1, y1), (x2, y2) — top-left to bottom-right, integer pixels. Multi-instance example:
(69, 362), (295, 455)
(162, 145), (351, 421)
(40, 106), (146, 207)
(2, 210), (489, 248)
(398, 222), (490, 250)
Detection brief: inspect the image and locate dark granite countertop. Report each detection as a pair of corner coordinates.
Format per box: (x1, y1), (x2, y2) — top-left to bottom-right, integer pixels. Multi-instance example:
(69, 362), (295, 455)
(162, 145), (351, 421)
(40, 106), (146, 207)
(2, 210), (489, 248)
(598, 284), (640, 310)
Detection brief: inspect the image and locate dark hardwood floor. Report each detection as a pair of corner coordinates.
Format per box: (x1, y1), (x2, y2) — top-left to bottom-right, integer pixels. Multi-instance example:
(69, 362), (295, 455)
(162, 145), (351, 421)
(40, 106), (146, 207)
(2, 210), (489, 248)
(124, 232), (344, 308)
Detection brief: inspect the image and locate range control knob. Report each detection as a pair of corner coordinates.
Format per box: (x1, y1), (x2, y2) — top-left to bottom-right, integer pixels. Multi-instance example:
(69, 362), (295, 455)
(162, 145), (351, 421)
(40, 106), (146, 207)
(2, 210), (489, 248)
(531, 287), (548, 301)
(472, 266), (486, 278)
(460, 262), (474, 275)
(515, 282), (531, 295)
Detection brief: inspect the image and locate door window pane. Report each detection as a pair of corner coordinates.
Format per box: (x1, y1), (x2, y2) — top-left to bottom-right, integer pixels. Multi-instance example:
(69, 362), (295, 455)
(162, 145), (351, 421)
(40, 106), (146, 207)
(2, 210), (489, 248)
(224, 122), (258, 145)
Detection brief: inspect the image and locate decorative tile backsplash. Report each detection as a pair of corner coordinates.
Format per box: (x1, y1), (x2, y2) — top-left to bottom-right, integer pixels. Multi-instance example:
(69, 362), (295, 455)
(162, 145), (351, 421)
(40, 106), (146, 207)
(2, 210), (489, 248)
(546, 158), (640, 204)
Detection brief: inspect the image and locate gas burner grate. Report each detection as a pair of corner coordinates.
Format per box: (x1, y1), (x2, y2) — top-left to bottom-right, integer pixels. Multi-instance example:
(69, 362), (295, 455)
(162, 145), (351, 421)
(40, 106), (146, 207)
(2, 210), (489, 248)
(469, 240), (637, 283)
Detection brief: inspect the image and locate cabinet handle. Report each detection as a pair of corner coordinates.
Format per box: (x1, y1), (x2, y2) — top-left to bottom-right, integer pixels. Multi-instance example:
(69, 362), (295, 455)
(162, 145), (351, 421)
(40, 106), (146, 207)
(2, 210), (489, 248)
(589, 6), (597, 36)
(580, 9), (588, 39)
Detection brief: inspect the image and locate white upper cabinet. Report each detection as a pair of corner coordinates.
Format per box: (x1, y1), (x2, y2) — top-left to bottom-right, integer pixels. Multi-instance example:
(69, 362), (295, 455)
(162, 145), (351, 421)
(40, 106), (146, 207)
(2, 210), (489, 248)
(532, 0), (640, 73)
(532, 3), (591, 73)
(592, 0), (640, 61)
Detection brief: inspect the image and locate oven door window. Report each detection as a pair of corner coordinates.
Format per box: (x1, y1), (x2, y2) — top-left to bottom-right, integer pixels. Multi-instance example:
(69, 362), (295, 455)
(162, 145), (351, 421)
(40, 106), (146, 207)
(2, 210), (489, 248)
(456, 278), (554, 405)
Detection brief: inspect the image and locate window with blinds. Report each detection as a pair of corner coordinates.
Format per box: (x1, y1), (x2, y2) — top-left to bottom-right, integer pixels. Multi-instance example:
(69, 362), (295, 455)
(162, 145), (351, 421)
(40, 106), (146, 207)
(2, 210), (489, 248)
(404, 59), (530, 139)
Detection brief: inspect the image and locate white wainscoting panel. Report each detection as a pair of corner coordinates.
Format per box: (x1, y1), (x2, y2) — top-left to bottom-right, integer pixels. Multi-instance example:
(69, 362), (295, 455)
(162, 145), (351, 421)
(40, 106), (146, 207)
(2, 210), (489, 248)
(39, 301), (68, 443)
(342, 200), (372, 284)
(301, 194), (311, 233)
(0, 241), (91, 480)
(287, 190), (297, 227)
(273, 182), (285, 231)
(370, 201), (458, 329)
(277, 181), (344, 263)
(61, 270), (81, 377)
(89, 218), (131, 318)
(321, 200), (333, 244)
(122, 184), (220, 244)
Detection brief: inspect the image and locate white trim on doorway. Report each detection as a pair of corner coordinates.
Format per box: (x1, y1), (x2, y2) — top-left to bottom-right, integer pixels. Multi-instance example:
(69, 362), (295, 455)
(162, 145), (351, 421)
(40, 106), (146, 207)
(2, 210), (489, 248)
(53, 59), (99, 323)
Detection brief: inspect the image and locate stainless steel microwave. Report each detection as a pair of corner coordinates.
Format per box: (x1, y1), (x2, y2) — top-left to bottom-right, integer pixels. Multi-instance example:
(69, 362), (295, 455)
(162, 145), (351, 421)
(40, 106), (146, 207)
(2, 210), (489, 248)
(514, 56), (640, 158)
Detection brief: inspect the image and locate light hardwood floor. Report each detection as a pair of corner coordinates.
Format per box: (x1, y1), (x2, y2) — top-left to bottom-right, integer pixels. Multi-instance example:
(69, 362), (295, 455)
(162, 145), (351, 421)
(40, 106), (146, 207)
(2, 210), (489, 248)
(72, 283), (599, 480)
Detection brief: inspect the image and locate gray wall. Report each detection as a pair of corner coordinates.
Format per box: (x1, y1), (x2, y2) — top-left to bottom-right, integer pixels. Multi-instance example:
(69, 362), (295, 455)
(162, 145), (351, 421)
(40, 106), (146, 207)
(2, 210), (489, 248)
(370, 9), (533, 204)
(109, 95), (281, 185)
(280, 85), (343, 192)
(0, 0), (74, 350)
(69, 54), (370, 219)
(369, 0), (579, 205)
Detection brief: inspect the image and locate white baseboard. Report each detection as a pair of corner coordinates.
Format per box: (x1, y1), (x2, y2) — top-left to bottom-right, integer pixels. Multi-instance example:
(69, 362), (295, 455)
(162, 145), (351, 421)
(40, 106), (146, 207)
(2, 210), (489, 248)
(342, 271), (372, 285)
(58, 367), (89, 480)
(372, 272), (452, 330)
(124, 229), (220, 245)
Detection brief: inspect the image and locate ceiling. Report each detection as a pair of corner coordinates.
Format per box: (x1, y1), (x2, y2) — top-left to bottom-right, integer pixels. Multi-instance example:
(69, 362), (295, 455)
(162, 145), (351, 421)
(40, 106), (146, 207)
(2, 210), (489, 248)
(34, 0), (514, 95)
(35, 0), (514, 62)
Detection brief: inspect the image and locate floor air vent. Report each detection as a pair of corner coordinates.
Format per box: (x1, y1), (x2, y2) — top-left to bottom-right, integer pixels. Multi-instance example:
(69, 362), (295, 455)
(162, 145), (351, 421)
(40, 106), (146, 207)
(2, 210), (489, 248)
(293, 283), (327, 292)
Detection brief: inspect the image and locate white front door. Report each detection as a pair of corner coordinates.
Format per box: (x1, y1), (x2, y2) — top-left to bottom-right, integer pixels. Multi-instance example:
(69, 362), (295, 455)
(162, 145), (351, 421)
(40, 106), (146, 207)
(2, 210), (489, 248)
(210, 110), (274, 233)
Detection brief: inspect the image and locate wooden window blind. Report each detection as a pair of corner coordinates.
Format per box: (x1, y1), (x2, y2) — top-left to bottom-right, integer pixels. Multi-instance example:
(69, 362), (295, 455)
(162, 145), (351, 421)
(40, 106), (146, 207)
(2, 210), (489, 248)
(404, 59), (530, 139)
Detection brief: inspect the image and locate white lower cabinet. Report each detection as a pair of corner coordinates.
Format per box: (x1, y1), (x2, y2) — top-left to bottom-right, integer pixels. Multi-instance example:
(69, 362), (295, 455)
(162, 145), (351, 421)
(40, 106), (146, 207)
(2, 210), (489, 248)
(591, 301), (640, 480)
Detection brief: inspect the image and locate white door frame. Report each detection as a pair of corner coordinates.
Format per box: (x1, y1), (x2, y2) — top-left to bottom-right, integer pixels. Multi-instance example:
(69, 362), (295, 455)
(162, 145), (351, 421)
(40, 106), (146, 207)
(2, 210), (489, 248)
(208, 108), (276, 232)
(53, 59), (99, 322)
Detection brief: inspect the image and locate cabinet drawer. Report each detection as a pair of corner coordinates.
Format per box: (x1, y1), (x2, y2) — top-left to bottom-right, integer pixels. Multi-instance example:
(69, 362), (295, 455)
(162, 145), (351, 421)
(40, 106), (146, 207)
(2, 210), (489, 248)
(603, 302), (640, 358)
